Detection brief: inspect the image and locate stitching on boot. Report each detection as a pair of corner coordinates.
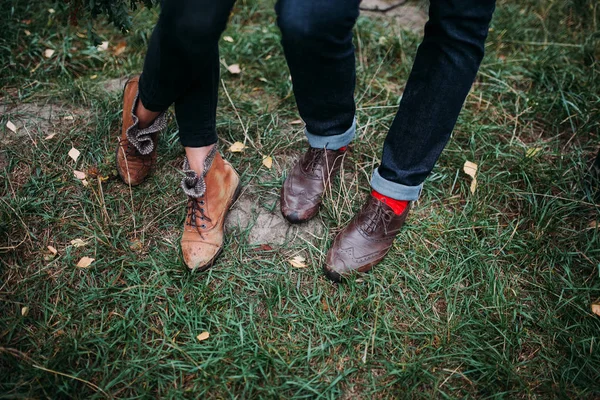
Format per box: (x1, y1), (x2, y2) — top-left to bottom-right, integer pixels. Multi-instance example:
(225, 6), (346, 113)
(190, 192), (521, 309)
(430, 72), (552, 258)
(125, 91), (167, 155)
(181, 145), (219, 198)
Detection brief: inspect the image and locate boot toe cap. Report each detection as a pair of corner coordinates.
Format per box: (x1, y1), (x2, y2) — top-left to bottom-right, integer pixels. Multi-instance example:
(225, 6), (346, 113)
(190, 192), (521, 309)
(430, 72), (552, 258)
(181, 240), (221, 271)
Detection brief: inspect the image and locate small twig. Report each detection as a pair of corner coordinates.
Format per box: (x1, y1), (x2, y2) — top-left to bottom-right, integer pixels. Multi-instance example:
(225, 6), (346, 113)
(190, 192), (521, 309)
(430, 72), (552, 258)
(32, 365), (110, 398)
(220, 79), (255, 149)
(119, 143), (137, 238)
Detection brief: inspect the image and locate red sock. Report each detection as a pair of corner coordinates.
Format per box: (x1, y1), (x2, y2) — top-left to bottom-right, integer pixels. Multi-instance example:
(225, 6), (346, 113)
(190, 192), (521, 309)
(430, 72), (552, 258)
(338, 146), (347, 152)
(371, 190), (409, 215)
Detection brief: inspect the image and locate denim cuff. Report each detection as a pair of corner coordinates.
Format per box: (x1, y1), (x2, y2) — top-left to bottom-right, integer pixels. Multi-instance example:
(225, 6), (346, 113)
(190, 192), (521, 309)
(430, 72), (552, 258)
(305, 118), (356, 150)
(370, 167), (423, 201)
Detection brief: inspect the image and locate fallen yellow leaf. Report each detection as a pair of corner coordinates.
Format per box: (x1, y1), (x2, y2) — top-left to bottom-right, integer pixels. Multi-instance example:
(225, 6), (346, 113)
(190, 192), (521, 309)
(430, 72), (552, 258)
(229, 141), (246, 152)
(227, 64), (241, 74)
(463, 160), (478, 194)
(68, 147), (80, 162)
(24, 30), (31, 36)
(44, 49), (55, 58)
(290, 119), (303, 125)
(223, 36), (234, 43)
(592, 303), (600, 317)
(288, 256), (307, 269)
(73, 170), (86, 180)
(21, 306), (29, 316)
(262, 155), (273, 169)
(76, 256), (95, 268)
(70, 238), (87, 247)
(47, 245), (58, 255)
(81, 179), (89, 187)
(526, 147), (542, 158)
(196, 331), (210, 341)
(45, 133), (56, 140)
(63, 115), (74, 121)
(6, 121), (17, 133)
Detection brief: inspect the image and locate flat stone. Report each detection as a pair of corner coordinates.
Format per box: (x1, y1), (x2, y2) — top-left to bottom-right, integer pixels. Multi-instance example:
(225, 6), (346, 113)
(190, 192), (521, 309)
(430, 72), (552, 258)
(360, 0), (427, 34)
(226, 195), (325, 246)
(0, 102), (88, 142)
(102, 77), (128, 94)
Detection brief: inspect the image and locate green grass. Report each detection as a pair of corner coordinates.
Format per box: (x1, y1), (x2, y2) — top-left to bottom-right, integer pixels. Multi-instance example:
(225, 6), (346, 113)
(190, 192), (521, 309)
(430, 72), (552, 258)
(1, 0), (600, 398)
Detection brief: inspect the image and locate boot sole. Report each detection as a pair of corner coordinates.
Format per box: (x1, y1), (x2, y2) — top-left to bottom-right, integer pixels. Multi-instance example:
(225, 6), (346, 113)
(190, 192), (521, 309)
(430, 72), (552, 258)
(188, 182), (243, 273)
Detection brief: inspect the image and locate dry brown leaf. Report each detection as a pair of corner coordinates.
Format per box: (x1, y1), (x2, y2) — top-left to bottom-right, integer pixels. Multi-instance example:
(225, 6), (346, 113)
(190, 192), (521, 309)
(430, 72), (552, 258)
(73, 170), (86, 180)
(24, 30), (31, 36)
(6, 121), (17, 133)
(129, 239), (143, 251)
(229, 141), (246, 153)
(44, 49), (55, 58)
(97, 41), (109, 52)
(262, 156), (273, 169)
(76, 257), (95, 268)
(112, 41), (127, 56)
(223, 36), (234, 43)
(592, 303), (600, 317)
(70, 238), (87, 248)
(290, 119), (303, 125)
(47, 245), (58, 255)
(90, 75), (98, 80)
(288, 256), (307, 269)
(21, 306), (29, 316)
(68, 147), (80, 162)
(227, 64), (241, 74)
(45, 133), (56, 140)
(196, 331), (210, 341)
(463, 160), (478, 194)
(587, 221), (599, 230)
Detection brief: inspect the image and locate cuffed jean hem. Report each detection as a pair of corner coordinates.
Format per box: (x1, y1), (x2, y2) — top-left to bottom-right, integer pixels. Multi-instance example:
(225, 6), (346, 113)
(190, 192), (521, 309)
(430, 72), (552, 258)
(179, 131), (218, 148)
(370, 167), (423, 201)
(305, 118), (356, 150)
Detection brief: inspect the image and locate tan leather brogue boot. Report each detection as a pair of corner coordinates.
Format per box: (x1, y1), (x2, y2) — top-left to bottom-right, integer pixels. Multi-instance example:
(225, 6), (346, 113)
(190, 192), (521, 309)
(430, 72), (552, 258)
(180, 146), (241, 271)
(115, 76), (166, 186)
(324, 195), (410, 282)
(280, 146), (346, 224)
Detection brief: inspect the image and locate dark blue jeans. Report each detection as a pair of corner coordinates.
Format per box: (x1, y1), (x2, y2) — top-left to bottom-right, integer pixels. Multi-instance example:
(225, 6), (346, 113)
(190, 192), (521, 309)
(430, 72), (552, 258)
(139, 0), (496, 200)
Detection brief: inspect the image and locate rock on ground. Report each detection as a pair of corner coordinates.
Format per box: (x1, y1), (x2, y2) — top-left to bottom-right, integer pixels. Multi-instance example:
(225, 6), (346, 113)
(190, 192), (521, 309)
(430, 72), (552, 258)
(226, 194), (325, 246)
(360, 0), (427, 34)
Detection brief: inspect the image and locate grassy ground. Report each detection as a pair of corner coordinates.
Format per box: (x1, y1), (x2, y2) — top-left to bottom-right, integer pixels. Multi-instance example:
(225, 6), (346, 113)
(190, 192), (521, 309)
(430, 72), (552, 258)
(1, 0), (599, 398)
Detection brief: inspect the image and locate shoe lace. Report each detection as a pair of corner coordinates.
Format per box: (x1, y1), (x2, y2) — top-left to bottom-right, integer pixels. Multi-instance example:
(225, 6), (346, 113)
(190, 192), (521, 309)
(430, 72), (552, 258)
(186, 197), (212, 235)
(305, 148), (325, 173)
(363, 201), (394, 236)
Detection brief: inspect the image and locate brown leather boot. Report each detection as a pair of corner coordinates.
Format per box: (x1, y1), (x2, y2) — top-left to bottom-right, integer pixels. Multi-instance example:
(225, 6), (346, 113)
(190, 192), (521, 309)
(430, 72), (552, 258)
(115, 76), (167, 186)
(181, 146), (241, 271)
(280, 147), (346, 224)
(324, 195), (410, 282)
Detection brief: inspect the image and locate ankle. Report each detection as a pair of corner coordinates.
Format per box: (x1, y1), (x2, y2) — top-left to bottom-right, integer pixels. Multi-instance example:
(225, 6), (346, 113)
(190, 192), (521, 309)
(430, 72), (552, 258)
(185, 144), (217, 176)
(135, 99), (161, 129)
(371, 190), (409, 215)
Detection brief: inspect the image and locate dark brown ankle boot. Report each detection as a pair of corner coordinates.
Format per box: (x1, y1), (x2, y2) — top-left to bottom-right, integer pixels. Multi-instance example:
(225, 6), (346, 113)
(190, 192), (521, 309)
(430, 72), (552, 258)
(324, 194), (410, 282)
(280, 147), (346, 224)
